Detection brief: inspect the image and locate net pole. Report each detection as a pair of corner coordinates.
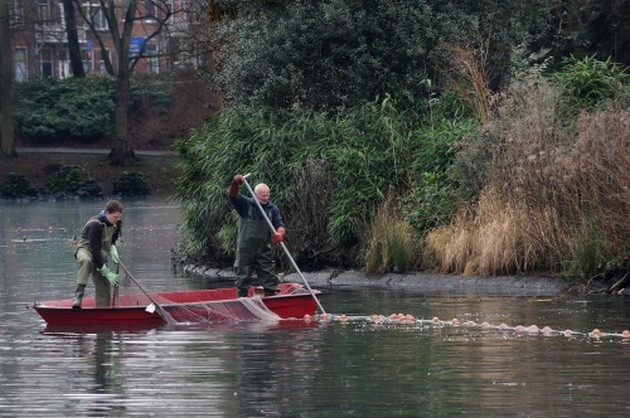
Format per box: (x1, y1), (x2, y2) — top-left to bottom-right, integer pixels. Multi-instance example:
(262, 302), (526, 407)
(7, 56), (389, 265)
(118, 261), (177, 325)
(242, 174), (326, 315)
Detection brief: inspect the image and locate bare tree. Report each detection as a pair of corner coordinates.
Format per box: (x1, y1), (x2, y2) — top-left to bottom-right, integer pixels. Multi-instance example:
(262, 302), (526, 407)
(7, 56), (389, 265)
(0, 0), (15, 158)
(73, 0), (179, 166)
(63, 0), (85, 77)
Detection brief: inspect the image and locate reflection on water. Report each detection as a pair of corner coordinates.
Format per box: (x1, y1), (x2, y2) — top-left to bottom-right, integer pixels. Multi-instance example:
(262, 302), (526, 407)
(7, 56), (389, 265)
(1, 201), (629, 417)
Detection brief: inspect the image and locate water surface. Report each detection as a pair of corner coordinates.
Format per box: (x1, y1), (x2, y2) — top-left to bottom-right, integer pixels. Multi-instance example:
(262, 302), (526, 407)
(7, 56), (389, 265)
(1, 201), (628, 417)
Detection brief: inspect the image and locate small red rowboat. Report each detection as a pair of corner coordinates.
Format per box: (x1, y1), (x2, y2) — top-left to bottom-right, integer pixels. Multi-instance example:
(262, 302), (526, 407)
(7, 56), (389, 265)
(30, 283), (321, 328)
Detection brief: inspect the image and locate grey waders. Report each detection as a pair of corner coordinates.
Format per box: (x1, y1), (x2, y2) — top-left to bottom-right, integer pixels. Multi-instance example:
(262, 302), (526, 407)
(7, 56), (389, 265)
(234, 207), (279, 297)
(72, 284), (86, 309)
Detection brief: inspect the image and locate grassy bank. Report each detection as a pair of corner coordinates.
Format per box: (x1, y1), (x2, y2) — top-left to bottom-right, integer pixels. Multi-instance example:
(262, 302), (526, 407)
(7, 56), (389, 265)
(0, 151), (180, 199)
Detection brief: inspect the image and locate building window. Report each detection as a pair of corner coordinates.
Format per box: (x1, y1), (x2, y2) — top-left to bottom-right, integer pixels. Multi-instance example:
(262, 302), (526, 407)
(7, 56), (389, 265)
(145, 42), (159, 74)
(14, 48), (27, 81)
(37, 0), (51, 22)
(145, 0), (156, 20)
(10, 0), (24, 23)
(85, 3), (108, 30)
(168, 0), (180, 22)
(83, 51), (93, 73)
(40, 48), (53, 76)
(99, 49), (111, 75)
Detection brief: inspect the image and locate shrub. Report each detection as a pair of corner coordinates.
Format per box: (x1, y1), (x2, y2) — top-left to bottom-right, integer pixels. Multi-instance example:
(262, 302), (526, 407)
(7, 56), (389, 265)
(12, 75), (192, 145)
(113, 171), (152, 197)
(432, 74), (630, 278)
(129, 75), (174, 113)
(425, 188), (565, 275)
(402, 171), (461, 237)
(214, 0), (544, 111)
(554, 55), (629, 111)
(364, 196), (416, 274)
(174, 96), (474, 266)
(0, 173), (37, 198)
(282, 158), (338, 268)
(13, 77), (115, 141)
(44, 165), (102, 199)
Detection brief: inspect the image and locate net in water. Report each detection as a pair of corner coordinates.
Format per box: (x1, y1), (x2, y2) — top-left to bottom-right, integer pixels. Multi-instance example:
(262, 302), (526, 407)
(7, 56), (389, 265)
(112, 270), (281, 325)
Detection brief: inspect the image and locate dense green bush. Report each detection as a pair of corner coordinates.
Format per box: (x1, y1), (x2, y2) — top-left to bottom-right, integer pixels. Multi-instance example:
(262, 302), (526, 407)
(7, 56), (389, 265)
(13, 77), (116, 141)
(44, 165), (102, 199)
(12, 75), (175, 142)
(403, 171), (461, 237)
(174, 96), (476, 266)
(214, 0), (548, 110)
(555, 55), (630, 111)
(113, 171), (152, 197)
(0, 173), (37, 199)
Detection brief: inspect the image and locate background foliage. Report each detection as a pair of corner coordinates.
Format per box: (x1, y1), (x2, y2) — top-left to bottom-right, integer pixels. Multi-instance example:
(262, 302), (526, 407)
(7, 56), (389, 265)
(174, 97), (476, 268)
(13, 77), (115, 140)
(426, 63), (630, 279)
(12, 75), (177, 143)
(174, 0), (630, 282)
(213, 0), (550, 111)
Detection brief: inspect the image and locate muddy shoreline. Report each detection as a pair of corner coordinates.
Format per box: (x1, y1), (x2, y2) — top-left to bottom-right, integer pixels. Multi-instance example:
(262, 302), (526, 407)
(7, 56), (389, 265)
(181, 265), (584, 297)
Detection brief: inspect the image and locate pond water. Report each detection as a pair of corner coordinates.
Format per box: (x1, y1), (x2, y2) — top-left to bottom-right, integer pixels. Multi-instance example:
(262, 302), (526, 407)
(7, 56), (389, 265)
(1, 200), (629, 417)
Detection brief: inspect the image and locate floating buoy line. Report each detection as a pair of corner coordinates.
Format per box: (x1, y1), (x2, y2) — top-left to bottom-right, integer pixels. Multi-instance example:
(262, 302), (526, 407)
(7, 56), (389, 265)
(299, 313), (629, 341)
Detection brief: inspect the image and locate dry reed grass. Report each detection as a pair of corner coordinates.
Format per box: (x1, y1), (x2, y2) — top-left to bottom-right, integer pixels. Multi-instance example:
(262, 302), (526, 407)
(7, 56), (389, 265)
(426, 189), (562, 275)
(443, 43), (491, 124)
(364, 195), (416, 274)
(427, 77), (630, 277)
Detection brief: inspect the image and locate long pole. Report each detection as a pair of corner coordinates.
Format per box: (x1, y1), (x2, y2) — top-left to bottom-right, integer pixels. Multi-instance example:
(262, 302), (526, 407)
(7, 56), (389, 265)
(242, 174), (326, 314)
(118, 261), (175, 324)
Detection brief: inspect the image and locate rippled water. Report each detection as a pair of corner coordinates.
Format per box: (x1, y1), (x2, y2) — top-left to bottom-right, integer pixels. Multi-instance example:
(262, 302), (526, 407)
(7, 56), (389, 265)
(1, 201), (629, 417)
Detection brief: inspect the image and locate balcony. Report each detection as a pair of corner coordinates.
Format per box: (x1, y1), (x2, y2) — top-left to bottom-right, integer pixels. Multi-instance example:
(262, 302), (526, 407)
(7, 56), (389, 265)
(35, 23), (87, 44)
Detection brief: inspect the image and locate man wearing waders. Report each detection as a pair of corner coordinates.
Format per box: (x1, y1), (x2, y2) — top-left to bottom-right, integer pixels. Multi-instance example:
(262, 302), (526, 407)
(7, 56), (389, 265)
(229, 175), (286, 297)
(72, 200), (123, 308)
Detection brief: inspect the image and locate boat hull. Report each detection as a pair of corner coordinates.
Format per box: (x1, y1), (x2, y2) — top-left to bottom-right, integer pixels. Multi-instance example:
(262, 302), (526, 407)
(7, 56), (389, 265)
(31, 283), (321, 328)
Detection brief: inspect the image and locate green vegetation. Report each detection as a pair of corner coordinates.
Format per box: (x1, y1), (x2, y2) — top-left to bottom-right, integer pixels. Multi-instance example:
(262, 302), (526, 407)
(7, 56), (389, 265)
(156, 1), (630, 284)
(174, 96), (475, 267)
(213, 0), (549, 111)
(0, 173), (36, 199)
(12, 75), (175, 143)
(13, 76), (115, 141)
(44, 165), (102, 199)
(113, 171), (152, 197)
(364, 196), (415, 274)
(555, 54), (630, 111)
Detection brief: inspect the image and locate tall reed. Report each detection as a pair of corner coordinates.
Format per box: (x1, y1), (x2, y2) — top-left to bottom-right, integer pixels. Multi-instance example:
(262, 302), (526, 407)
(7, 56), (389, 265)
(364, 195), (416, 274)
(427, 75), (630, 278)
(426, 188), (563, 275)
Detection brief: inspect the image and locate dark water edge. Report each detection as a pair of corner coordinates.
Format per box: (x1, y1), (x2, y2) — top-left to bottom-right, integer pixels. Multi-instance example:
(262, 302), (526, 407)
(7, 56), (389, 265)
(182, 264), (628, 297)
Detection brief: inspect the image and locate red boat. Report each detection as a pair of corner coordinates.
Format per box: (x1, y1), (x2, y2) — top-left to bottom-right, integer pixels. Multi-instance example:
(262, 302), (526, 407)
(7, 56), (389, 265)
(31, 283), (321, 328)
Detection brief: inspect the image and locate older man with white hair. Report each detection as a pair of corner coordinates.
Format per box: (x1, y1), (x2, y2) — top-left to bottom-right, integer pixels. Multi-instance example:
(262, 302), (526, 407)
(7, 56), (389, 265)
(229, 174), (286, 297)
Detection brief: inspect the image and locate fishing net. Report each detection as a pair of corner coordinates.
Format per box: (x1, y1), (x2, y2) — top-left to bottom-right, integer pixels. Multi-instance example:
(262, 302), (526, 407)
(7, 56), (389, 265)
(112, 267), (282, 326)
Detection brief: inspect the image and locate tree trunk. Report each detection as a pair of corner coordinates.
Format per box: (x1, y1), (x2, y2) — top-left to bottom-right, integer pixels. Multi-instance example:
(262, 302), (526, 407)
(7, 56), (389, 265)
(62, 0), (85, 78)
(0, 0), (16, 158)
(108, 68), (136, 166)
(106, 1), (140, 166)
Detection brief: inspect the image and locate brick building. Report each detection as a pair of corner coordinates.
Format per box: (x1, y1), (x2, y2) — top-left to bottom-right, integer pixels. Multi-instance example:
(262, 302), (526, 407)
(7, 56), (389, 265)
(7, 0), (209, 80)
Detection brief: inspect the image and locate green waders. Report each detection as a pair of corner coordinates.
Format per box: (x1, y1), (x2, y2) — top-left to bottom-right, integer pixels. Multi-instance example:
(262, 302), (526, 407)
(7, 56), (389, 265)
(73, 219), (115, 308)
(234, 210), (279, 297)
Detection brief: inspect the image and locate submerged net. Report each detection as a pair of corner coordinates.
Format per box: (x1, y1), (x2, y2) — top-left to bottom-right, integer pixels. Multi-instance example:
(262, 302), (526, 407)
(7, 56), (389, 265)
(112, 268), (282, 325)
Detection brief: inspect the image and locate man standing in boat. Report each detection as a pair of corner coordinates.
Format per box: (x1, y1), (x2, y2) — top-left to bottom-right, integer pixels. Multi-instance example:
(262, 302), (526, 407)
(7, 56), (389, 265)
(72, 200), (123, 308)
(229, 175), (286, 297)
